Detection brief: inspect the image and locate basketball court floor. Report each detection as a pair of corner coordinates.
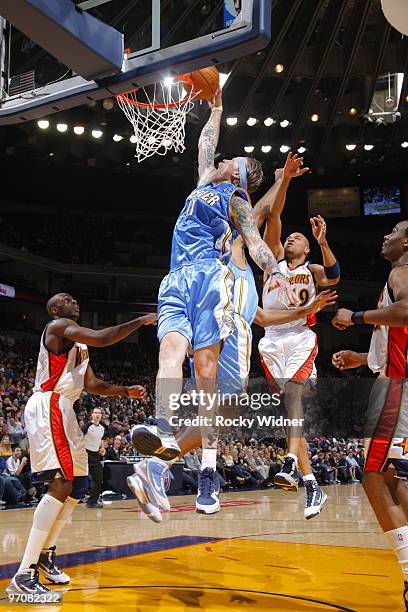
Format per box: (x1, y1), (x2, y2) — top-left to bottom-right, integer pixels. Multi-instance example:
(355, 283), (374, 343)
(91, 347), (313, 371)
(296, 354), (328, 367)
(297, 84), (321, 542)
(0, 485), (402, 611)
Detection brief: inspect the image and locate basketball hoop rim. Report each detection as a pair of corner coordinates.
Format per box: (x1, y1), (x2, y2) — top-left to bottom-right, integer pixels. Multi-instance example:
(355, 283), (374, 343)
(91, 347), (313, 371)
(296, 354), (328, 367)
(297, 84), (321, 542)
(116, 74), (196, 109)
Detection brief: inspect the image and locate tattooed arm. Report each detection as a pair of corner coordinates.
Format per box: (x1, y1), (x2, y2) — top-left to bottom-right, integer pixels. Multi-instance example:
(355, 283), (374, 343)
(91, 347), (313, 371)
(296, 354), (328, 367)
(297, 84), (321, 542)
(197, 89), (223, 185)
(229, 195), (299, 305)
(229, 195), (279, 275)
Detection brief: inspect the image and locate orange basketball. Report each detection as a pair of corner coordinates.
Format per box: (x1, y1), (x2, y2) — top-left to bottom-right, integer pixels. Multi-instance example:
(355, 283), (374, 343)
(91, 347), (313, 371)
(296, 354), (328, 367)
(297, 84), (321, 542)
(184, 66), (220, 100)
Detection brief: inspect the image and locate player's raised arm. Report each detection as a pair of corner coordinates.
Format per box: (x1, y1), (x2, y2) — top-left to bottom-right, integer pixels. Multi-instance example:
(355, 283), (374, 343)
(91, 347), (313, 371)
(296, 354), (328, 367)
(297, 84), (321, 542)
(84, 364), (145, 398)
(229, 194), (299, 305)
(48, 313), (157, 348)
(197, 88), (223, 185)
(309, 216), (341, 286)
(332, 266), (408, 329)
(261, 153), (309, 261)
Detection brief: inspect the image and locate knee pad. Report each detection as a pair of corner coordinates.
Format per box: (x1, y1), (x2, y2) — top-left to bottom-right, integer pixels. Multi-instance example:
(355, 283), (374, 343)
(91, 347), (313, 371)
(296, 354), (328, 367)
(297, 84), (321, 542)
(70, 476), (89, 499)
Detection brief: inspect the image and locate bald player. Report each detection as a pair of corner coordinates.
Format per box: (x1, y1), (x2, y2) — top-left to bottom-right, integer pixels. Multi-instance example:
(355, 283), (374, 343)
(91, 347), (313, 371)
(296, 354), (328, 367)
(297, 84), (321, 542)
(258, 160), (341, 519)
(332, 221), (408, 610)
(7, 293), (155, 600)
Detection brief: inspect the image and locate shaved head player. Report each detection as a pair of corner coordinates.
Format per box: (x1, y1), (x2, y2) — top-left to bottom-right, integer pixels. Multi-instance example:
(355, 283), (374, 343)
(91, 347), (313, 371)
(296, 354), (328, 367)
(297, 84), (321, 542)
(332, 222), (408, 610)
(6, 293), (155, 600)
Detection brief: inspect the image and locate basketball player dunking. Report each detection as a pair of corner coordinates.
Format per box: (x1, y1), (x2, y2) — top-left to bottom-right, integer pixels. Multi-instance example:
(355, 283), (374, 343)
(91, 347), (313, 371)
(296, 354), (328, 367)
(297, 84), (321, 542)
(127, 152), (336, 522)
(259, 162), (341, 519)
(129, 86), (299, 517)
(6, 293), (155, 599)
(332, 221), (408, 611)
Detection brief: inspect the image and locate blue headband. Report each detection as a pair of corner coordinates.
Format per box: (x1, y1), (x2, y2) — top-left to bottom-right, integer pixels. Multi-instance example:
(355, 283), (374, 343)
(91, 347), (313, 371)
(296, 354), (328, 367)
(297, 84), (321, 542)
(237, 157), (248, 190)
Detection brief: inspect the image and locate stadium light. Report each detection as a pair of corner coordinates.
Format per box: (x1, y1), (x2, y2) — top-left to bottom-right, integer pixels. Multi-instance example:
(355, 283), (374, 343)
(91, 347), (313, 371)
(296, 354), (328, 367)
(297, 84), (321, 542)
(261, 145), (272, 153)
(73, 126), (84, 135)
(280, 119), (290, 128)
(37, 119), (49, 129)
(401, 141), (408, 148)
(346, 144), (357, 151)
(113, 134), (123, 142)
(310, 113), (320, 122)
(274, 63), (284, 73)
(247, 117), (257, 126)
(56, 123), (68, 133)
(226, 117), (238, 126)
(264, 117), (275, 126)
(244, 146), (255, 153)
(364, 144), (374, 151)
(297, 146), (307, 154)
(91, 129), (103, 139)
(280, 145), (290, 153)
(130, 135), (137, 143)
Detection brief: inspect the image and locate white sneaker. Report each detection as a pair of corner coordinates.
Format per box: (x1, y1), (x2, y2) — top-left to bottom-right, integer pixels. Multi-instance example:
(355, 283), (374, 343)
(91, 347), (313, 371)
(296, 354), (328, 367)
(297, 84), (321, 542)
(131, 418), (180, 460)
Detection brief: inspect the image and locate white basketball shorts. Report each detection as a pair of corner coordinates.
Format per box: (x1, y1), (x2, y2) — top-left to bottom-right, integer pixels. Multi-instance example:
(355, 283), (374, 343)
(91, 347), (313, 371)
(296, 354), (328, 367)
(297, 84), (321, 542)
(25, 391), (88, 480)
(259, 327), (318, 389)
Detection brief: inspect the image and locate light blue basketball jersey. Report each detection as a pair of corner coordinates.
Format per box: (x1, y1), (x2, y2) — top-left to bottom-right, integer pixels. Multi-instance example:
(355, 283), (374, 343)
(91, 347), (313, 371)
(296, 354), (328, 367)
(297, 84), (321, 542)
(170, 182), (249, 270)
(228, 259), (258, 325)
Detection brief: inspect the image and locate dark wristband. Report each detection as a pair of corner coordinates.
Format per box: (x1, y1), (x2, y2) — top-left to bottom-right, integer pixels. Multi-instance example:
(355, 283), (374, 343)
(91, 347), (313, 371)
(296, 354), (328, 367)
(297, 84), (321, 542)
(324, 260), (340, 279)
(351, 311), (366, 325)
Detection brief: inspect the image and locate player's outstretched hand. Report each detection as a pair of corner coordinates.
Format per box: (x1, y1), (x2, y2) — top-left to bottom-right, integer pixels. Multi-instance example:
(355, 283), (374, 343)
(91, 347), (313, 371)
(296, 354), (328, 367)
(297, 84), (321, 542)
(332, 308), (354, 330)
(127, 385), (145, 399)
(332, 350), (364, 370)
(310, 215), (327, 245)
(270, 274), (300, 306)
(208, 86), (222, 110)
(141, 313), (157, 326)
(283, 152), (310, 180)
(308, 289), (338, 314)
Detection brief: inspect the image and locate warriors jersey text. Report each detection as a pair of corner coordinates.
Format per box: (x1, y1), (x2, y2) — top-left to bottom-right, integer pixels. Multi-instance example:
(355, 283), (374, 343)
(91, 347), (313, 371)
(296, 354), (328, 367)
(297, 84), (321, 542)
(262, 260), (316, 332)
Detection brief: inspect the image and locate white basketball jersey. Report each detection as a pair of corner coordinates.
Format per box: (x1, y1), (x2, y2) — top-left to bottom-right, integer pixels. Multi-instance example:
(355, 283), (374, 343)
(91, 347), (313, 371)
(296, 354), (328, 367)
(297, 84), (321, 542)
(368, 282), (408, 377)
(262, 260), (316, 333)
(33, 325), (89, 401)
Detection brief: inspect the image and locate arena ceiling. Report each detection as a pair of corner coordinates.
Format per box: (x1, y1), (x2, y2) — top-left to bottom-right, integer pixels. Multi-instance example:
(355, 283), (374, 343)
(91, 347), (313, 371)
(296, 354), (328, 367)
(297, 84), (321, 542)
(1, 0), (408, 178)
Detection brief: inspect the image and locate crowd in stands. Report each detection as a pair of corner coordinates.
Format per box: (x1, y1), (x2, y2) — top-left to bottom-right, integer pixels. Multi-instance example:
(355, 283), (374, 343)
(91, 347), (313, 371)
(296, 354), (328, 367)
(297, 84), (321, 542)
(0, 329), (367, 508)
(0, 210), (388, 282)
(0, 212), (172, 267)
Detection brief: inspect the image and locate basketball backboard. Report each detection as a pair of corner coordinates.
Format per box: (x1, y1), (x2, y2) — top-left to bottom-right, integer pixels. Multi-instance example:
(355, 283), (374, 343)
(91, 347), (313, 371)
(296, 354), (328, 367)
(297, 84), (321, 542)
(0, 0), (271, 125)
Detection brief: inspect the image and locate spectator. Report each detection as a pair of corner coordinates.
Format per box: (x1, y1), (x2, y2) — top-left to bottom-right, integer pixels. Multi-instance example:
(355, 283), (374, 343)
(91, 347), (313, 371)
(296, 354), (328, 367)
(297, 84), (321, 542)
(5, 446), (36, 500)
(346, 451), (362, 482)
(106, 436), (123, 461)
(184, 450), (201, 479)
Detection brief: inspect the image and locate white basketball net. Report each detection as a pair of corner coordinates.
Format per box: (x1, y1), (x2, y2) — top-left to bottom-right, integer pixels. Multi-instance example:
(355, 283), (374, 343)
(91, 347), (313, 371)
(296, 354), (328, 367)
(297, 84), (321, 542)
(117, 80), (197, 163)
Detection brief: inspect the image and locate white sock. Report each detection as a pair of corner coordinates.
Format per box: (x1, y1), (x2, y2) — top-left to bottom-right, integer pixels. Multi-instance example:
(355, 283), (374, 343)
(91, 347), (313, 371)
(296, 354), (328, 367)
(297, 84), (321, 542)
(18, 494), (63, 572)
(201, 448), (217, 471)
(303, 473), (317, 482)
(287, 453), (298, 465)
(385, 526), (408, 580)
(43, 496), (79, 551)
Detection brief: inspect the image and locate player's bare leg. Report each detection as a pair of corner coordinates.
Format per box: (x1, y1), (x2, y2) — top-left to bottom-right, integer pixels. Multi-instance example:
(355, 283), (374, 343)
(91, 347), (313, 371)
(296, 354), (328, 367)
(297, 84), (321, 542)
(131, 331), (187, 459)
(363, 470), (408, 609)
(385, 468), (408, 521)
(274, 381), (327, 519)
(128, 332), (188, 521)
(6, 476), (74, 599)
(194, 342), (223, 514)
